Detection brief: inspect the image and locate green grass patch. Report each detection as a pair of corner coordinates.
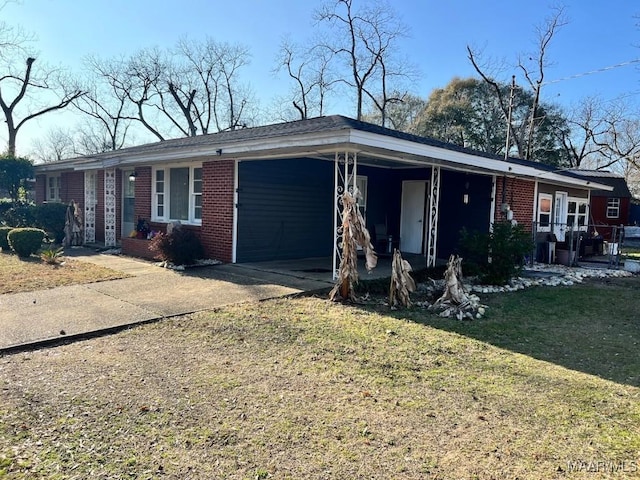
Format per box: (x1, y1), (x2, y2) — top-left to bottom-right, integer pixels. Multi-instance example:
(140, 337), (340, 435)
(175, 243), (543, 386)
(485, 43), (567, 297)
(1, 277), (639, 478)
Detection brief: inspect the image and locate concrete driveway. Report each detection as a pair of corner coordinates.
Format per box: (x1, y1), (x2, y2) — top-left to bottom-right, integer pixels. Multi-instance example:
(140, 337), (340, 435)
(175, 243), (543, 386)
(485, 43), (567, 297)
(0, 249), (333, 352)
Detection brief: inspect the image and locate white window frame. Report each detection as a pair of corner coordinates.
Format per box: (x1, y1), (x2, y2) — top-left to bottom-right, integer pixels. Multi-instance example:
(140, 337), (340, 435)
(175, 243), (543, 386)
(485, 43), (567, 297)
(567, 197), (589, 232)
(537, 193), (553, 232)
(606, 197), (620, 219)
(152, 163), (203, 225)
(47, 174), (62, 202)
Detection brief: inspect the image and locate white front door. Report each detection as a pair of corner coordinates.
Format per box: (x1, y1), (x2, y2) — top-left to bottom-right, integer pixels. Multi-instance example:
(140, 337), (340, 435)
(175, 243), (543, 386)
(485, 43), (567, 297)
(400, 180), (428, 254)
(554, 191), (568, 241)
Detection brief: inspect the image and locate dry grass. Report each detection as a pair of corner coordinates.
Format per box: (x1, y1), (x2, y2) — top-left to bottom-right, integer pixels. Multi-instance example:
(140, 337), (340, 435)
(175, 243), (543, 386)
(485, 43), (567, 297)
(1, 276), (639, 479)
(0, 252), (128, 294)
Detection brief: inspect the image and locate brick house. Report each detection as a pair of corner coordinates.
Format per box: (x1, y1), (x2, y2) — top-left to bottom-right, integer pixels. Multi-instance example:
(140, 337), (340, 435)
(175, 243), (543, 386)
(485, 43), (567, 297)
(569, 170), (632, 226)
(34, 115), (609, 269)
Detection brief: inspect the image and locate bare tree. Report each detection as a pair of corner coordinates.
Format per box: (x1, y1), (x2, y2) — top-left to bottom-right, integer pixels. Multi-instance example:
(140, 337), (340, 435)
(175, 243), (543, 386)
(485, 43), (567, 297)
(83, 39), (254, 142)
(593, 106), (640, 170)
(0, 1), (33, 60)
(467, 6), (567, 160)
(555, 97), (607, 168)
(0, 57), (84, 156)
(274, 37), (336, 120)
(315, 0), (414, 124)
(176, 37), (253, 133)
(30, 127), (76, 163)
(74, 61), (132, 151)
(517, 6), (568, 160)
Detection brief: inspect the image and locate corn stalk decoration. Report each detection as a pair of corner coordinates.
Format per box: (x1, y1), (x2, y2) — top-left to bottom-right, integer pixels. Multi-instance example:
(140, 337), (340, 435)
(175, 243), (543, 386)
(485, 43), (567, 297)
(329, 190), (377, 302)
(431, 255), (487, 320)
(389, 248), (416, 307)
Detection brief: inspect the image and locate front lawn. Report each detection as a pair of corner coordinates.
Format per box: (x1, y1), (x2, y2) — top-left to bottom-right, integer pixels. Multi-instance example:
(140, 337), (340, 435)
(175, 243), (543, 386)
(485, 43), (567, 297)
(1, 277), (639, 479)
(0, 252), (128, 294)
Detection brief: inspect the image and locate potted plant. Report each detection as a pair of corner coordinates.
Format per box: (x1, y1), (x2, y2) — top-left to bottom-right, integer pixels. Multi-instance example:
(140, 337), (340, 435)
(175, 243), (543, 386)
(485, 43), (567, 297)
(135, 218), (150, 239)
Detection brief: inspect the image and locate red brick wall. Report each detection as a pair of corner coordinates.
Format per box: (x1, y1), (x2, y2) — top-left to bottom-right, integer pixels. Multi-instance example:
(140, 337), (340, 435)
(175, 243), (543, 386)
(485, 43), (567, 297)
(201, 159), (234, 262)
(134, 166), (152, 222)
(494, 176), (535, 230)
(121, 237), (157, 260)
(35, 174), (46, 204)
(60, 171), (84, 212)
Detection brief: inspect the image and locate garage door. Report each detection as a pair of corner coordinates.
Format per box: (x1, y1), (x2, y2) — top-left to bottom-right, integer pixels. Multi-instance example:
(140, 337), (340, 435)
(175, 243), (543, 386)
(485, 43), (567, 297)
(236, 159), (334, 262)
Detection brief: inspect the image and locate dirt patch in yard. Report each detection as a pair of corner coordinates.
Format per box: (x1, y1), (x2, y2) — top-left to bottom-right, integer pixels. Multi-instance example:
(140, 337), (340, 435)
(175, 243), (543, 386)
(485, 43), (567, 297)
(0, 254), (129, 294)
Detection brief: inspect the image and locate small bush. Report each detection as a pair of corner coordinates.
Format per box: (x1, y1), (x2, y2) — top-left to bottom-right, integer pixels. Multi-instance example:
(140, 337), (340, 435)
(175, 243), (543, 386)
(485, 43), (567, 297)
(7, 227), (45, 258)
(0, 199), (13, 221)
(34, 203), (68, 243)
(148, 227), (204, 266)
(457, 228), (490, 277)
(2, 203), (35, 228)
(458, 222), (534, 285)
(0, 226), (12, 251)
(40, 246), (64, 265)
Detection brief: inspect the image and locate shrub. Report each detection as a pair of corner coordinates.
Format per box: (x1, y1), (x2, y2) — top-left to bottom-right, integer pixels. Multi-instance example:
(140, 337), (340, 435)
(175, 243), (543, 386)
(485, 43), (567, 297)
(457, 228), (490, 277)
(7, 227), (45, 258)
(40, 246), (64, 265)
(0, 226), (12, 251)
(2, 203), (35, 228)
(148, 227), (204, 265)
(458, 222), (534, 285)
(34, 202), (68, 243)
(0, 199), (13, 222)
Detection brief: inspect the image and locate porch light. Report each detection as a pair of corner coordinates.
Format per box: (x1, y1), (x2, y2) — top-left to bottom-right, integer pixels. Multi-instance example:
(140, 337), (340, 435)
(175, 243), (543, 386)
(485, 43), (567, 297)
(128, 171), (138, 182)
(463, 193), (469, 204)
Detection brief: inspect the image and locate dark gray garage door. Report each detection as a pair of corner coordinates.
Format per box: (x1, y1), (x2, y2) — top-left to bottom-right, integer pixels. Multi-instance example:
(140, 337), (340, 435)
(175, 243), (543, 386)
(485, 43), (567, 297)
(236, 158), (334, 262)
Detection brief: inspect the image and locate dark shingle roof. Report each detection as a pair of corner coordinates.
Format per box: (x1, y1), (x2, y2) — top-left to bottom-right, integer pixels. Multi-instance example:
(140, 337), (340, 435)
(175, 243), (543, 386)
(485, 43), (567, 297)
(567, 170), (632, 197)
(40, 115), (596, 183)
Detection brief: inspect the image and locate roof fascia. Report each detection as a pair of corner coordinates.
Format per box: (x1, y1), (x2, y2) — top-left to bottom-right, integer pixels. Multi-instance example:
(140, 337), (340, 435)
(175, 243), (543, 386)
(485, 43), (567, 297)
(347, 130), (612, 190)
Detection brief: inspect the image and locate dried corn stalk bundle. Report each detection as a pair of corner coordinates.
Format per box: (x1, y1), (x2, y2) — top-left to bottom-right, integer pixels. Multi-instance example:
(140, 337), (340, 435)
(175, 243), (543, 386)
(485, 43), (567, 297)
(329, 189), (377, 302)
(431, 255), (487, 320)
(435, 255), (467, 305)
(389, 248), (416, 307)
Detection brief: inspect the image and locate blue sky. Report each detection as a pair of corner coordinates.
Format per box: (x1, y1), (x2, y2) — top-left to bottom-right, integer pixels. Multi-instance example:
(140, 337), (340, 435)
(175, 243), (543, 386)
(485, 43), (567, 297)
(2, 0), (639, 155)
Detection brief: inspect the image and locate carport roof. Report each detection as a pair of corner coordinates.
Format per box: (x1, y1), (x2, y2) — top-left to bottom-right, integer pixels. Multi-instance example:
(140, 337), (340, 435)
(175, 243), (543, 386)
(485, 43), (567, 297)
(35, 115), (611, 190)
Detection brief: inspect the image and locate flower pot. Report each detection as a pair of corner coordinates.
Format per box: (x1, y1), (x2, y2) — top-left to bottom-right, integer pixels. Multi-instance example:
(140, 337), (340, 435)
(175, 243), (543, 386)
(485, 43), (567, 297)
(556, 249), (575, 266)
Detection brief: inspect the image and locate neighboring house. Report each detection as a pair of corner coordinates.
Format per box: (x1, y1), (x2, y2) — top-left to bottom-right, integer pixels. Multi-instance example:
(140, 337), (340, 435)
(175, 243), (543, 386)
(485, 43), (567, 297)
(34, 115), (610, 271)
(567, 170), (631, 241)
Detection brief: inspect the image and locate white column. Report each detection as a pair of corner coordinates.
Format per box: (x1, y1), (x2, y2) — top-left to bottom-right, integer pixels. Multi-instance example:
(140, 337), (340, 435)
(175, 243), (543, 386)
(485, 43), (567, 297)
(426, 166), (441, 267)
(104, 169), (117, 247)
(84, 171), (97, 244)
(332, 151), (357, 279)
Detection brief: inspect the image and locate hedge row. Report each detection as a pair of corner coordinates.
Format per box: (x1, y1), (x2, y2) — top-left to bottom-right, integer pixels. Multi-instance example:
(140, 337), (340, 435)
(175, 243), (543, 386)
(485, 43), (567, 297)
(0, 202), (67, 243)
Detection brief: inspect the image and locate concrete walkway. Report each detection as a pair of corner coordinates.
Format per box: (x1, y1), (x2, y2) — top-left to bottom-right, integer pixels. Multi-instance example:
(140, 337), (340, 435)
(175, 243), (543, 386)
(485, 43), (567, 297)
(0, 249), (333, 352)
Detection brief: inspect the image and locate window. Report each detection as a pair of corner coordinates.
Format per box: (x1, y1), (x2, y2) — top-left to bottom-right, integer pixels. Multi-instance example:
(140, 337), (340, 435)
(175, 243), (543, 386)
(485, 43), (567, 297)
(47, 175), (61, 202)
(152, 164), (202, 224)
(537, 193), (552, 232)
(567, 198), (588, 231)
(606, 198), (620, 218)
(355, 175), (367, 220)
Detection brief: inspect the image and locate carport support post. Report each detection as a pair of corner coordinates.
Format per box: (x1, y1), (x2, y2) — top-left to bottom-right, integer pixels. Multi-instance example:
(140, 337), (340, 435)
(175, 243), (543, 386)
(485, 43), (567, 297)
(333, 151), (358, 280)
(426, 166), (441, 267)
(104, 168), (117, 247)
